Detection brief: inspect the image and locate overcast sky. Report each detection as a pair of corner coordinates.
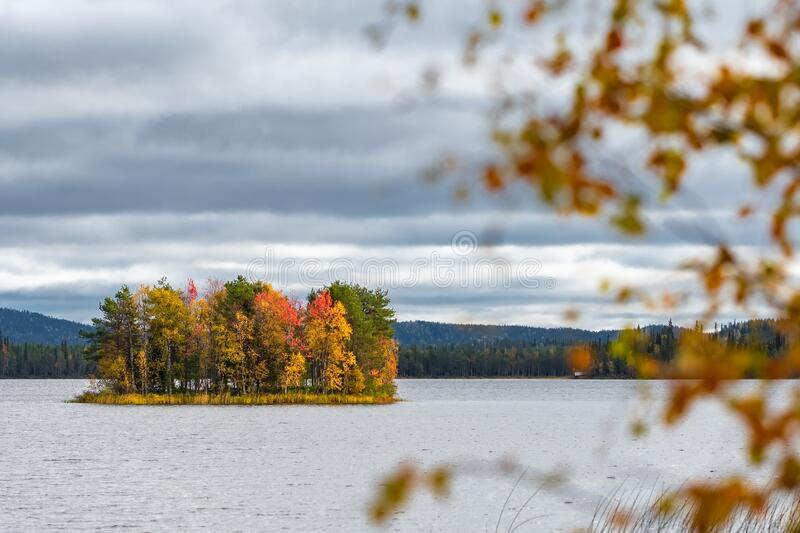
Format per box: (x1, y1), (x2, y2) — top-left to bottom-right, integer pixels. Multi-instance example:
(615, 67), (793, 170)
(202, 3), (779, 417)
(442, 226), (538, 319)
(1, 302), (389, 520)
(0, 0), (783, 328)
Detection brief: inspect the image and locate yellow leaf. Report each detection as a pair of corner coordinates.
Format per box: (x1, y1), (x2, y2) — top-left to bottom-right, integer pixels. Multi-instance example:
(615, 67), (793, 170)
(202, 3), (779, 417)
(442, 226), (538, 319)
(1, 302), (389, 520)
(488, 9), (503, 29)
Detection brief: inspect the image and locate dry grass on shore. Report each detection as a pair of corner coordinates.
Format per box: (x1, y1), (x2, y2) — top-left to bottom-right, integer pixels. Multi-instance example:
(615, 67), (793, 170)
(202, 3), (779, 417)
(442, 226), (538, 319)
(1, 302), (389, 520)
(72, 391), (396, 406)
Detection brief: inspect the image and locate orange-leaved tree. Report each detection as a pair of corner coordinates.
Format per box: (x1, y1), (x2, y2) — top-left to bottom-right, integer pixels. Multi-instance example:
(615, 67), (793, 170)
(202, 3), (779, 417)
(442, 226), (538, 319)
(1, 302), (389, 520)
(253, 289), (305, 392)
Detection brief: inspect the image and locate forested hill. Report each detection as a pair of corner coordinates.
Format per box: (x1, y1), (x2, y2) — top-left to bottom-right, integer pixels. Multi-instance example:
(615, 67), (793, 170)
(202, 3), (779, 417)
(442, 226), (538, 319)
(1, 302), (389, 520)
(393, 320), (619, 346)
(0, 308), (87, 345)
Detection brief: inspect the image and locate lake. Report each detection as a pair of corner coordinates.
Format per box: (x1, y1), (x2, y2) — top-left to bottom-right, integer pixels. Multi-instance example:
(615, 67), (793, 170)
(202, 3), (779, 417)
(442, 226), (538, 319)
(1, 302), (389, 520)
(0, 379), (765, 532)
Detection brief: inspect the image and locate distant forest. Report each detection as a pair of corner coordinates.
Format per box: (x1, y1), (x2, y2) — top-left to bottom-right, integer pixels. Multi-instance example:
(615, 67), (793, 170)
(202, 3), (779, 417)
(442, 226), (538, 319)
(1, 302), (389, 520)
(0, 338), (92, 378)
(0, 309), (91, 378)
(393, 320), (617, 346)
(399, 320), (788, 378)
(0, 310), (789, 379)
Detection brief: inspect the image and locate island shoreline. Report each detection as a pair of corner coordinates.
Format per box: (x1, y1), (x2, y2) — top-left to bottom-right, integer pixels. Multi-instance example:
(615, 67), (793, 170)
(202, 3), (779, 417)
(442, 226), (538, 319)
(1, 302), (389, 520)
(72, 391), (397, 406)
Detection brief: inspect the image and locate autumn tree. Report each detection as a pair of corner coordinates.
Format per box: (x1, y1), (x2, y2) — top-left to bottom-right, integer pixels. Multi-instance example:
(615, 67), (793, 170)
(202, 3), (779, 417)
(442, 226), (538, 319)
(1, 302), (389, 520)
(305, 289), (356, 393)
(253, 289), (304, 391)
(323, 282), (397, 393)
(219, 275), (270, 321)
(83, 285), (141, 393)
(211, 318), (239, 393)
(280, 351), (307, 392)
(185, 285), (215, 393)
(184, 278), (198, 306)
(133, 285), (151, 393)
(374, 337), (399, 387)
(145, 282), (191, 395)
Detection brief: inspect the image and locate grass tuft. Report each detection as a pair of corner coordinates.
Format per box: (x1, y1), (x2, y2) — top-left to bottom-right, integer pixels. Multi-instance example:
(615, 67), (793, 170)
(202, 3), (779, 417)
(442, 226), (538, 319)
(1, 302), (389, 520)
(586, 484), (800, 533)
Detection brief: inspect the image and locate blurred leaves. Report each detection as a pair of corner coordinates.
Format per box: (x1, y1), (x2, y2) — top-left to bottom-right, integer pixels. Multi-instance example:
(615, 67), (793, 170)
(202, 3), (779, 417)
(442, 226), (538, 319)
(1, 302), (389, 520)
(610, 195), (645, 235)
(488, 9), (503, 29)
(375, 0), (800, 258)
(370, 459), (564, 526)
(405, 3), (420, 21)
(568, 345), (593, 373)
(369, 0), (800, 530)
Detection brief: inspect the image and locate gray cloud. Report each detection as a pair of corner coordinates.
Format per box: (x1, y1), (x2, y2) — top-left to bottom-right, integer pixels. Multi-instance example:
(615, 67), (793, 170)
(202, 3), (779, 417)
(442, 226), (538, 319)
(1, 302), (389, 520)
(0, 18), (205, 83)
(0, 0), (778, 329)
(0, 103), (491, 217)
(0, 209), (775, 251)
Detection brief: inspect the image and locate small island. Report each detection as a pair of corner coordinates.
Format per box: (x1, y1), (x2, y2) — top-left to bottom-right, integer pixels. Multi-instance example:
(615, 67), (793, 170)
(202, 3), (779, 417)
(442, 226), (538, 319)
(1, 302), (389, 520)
(75, 277), (398, 405)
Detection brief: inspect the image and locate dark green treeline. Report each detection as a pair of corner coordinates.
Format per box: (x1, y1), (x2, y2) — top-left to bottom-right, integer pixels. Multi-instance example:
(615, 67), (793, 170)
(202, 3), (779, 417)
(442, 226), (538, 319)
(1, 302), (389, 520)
(0, 337), (91, 378)
(399, 320), (787, 378)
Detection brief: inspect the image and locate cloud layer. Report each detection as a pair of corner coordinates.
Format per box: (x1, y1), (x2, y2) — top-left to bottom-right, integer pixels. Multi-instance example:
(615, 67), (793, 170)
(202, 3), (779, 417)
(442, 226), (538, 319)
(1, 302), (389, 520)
(0, 0), (777, 328)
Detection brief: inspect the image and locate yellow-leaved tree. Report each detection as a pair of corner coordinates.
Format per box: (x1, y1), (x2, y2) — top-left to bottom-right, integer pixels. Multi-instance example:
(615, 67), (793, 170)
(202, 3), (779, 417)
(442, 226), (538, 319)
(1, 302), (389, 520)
(280, 352), (307, 393)
(145, 282), (190, 395)
(305, 289), (356, 393)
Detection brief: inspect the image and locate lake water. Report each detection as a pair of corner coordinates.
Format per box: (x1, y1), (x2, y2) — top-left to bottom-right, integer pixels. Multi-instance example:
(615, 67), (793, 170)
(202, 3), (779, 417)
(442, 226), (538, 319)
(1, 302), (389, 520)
(0, 379), (769, 532)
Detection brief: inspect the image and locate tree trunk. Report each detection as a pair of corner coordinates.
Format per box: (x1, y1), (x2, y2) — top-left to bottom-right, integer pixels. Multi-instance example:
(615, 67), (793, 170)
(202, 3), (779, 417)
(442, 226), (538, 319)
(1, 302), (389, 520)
(128, 327), (136, 393)
(166, 344), (172, 396)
